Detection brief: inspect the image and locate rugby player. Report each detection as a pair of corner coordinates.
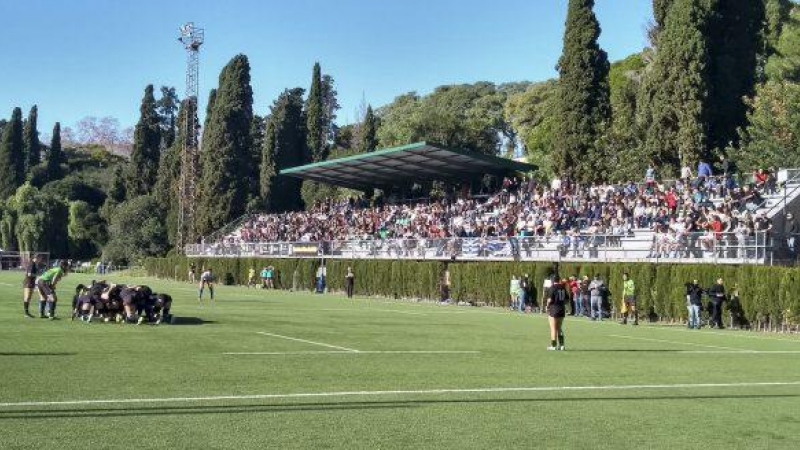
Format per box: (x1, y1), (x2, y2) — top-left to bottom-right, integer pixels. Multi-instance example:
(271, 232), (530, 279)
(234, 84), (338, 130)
(22, 255), (41, 318)
(198, 268), (215, 306)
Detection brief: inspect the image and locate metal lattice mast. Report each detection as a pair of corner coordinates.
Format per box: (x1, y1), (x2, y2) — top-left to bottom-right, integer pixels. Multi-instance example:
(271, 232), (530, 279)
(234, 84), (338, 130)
(177, 22), (204, 252)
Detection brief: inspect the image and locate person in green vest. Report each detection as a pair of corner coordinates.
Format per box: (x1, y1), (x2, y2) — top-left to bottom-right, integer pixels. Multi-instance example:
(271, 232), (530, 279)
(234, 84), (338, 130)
(36, 260), (70, 319)
(620, 272), (638, 326)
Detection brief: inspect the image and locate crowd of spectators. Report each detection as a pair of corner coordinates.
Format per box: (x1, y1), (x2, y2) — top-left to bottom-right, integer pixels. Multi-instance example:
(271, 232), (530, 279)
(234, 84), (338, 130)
(221, 163), (781, 258)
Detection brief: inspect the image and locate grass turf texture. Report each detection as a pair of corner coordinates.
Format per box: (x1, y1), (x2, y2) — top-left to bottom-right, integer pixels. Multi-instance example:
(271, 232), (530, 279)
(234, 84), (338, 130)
(1, 271), (799, 450)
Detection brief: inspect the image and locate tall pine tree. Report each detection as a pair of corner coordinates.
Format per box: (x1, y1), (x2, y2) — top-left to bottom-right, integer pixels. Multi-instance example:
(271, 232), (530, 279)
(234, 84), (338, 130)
(0, 108), (25, 199)
(707, 0), (765, 151)
(46, 122), (64, 182)
(305, 62), (325, 163)
(195, 54), (255, 237)
(154, 100), (188, 246)
(360, 105), (378, 153)
(552, 0), (611, 183)
(259, 118), (277, 210)
(267, 88), (306, 213)
(125, 85), (162, 198)
(638, 0), (714, 173)
(23, 105), (41, 172)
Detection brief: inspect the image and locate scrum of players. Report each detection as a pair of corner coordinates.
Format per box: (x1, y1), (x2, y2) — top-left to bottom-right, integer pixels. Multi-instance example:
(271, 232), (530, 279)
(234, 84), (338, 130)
(71, 280), (174, 325)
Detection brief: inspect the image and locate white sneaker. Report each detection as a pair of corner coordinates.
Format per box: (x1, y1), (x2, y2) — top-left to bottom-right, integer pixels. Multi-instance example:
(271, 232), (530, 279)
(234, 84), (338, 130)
(558, 346), (565, 351)
(547, 346), (557, 351)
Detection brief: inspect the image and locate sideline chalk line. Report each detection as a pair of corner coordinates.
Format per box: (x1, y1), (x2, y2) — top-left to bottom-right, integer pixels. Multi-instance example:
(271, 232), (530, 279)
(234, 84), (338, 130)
(2, 381), (799, 408)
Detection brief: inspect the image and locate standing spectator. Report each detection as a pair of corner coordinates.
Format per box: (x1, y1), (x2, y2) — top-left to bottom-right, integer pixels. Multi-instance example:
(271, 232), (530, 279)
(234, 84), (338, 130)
(188, 262), (197, 284)
(247, 267), (257, 288)
(589, 274), (605, 321)
(645, 165), (656, 190)
(697, 160), (713, 185)
(260, 266), (269, 289)
(509, 275), (521, 311)
(686, 280), (704, 329)
(315, 265), (327, 294)
(345, 267), (355, 298)
(569, 276), (581, 316)
(707, 278), (726, 329)
(620, 272), (638, 326)
(545, 278), (568, 351)
(265, 265), (275, 289)
(440, 267), (451, 304)
(579, 276), (591, 317)
(680, 164), (693, 184)
(520, 274), (530, 312)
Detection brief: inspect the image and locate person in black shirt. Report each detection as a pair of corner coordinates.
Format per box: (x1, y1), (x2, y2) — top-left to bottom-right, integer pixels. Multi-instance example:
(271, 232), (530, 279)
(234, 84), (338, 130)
(707, 278), (726, 329)
(345, 267), (355, 299)
(546, 278), (568, 351)
(785, 213), (799, 259)
(22, 255), (41, 318)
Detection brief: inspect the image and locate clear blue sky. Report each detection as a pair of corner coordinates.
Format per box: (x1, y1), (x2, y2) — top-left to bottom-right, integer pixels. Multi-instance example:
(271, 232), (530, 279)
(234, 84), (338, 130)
(0, 0), (653, 134)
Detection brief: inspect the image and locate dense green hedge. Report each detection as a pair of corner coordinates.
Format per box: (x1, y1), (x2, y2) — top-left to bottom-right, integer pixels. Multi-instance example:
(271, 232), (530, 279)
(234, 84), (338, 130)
(144, 257), (800, 329)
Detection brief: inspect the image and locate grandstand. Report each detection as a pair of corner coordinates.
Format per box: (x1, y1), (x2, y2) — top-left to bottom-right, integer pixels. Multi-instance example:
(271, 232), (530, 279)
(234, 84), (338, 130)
(186, 143), (800, 266)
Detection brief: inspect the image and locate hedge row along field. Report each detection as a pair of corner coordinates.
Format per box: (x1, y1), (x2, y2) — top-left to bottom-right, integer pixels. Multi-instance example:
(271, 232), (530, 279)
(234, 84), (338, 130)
(144, 257), (800, 331)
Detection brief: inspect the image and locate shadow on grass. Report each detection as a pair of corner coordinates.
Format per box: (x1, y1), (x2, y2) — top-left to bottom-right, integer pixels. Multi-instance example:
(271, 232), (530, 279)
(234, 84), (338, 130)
(0, 352), (77, 357)
(170, 317), (216, 326)
(2, 393), (799, 420)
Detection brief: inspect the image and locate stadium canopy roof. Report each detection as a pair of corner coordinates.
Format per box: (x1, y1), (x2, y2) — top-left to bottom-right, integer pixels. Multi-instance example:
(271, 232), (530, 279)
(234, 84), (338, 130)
(279, 142), (537, 191)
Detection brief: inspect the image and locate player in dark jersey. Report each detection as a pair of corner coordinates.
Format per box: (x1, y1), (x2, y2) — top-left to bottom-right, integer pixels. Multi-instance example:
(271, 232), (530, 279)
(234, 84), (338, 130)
(22, 255), (41, 318)
(154, 293), (173, 324)
(72, 285), (97, 323)
(119, 286), (145, 325)
(546, 278), (569, 351)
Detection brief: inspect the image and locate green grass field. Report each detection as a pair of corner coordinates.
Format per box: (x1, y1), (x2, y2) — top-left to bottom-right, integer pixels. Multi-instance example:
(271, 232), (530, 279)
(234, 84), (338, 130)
(1, 271), (800, 449)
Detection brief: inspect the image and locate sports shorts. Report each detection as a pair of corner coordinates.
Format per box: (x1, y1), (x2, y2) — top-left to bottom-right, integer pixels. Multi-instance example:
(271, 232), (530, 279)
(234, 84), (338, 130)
(547, 306), (566, 318)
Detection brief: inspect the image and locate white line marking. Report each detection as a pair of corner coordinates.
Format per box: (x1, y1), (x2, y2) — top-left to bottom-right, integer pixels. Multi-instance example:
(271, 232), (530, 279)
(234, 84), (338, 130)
(610, 334), (749, 352)
(0, 282), (14, 287)
(653, 326), (800, 344)
(318, 308), (426, 316)
(1, 381), (798, 408)
(676, 350), (800, 354)
(256, 331), (360, 353)
(224, 350), (481, 356)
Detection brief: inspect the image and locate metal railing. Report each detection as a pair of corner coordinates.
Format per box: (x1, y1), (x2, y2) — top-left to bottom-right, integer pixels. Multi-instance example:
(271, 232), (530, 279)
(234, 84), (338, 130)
(185, 232), (773, 265)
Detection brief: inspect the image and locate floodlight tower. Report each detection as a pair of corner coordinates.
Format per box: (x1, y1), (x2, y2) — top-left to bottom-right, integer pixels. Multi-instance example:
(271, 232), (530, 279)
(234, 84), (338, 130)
(176, 22), (204, 252)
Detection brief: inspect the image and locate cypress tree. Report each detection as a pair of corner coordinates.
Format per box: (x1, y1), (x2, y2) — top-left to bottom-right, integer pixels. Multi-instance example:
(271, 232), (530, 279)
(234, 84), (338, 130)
(305, 62), (325, 162)
(638, 0), (714, 173)
(653, 0), (675, 29)
(706, 0), (765, 151)
(0, 108), (25, 198)
(259, 119), (277, 210)
(195, 54), (255, 237)
(125, 85), (162, 198)
(268, 88), (306, 213)
(764, 0), (793, 55)
(154, 100), (188, 246)
(46, 122), (64, 181)
(552, 0), (611, 183)
(361, 105), (378, 153)
(23, 105), (41, 171)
